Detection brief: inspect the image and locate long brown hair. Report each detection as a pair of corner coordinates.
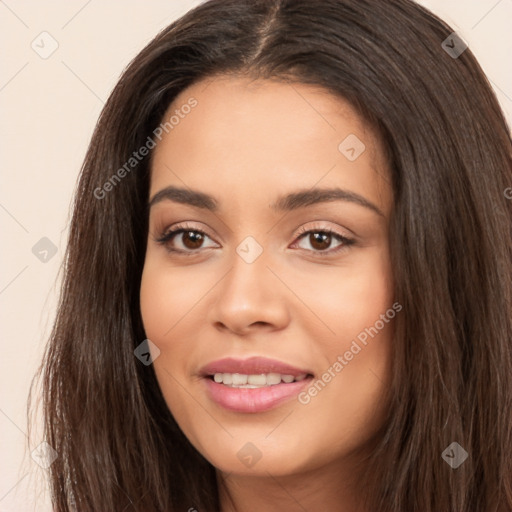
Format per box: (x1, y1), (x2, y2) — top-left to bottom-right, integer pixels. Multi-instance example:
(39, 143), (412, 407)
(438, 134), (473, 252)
(28, 0), (512, 510)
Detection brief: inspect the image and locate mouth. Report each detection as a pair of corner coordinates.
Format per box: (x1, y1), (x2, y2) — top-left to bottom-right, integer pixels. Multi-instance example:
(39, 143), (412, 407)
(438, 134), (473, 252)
(200, 357), (314, 413)
(209, 371), (309, 387)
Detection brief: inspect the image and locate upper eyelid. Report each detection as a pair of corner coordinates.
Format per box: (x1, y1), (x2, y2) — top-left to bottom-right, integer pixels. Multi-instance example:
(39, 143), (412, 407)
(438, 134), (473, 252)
(159, 221), (348, 237)
(156, 223), (216, 241)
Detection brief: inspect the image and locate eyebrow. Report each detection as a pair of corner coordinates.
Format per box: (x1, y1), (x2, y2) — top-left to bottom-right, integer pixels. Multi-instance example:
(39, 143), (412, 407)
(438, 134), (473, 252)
(148, 185), (384, 217)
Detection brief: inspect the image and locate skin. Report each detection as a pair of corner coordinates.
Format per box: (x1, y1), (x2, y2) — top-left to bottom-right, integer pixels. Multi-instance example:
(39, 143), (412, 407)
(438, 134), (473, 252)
(140, 75), (395, 511)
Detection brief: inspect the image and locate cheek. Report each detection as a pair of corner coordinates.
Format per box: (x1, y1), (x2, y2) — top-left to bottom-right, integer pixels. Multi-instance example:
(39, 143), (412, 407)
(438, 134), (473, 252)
(293, 248), (394, 433)
(140, 271), (166, 338)
(294, 247), (394, 343)
(139, 263), (197, 415)
(140, 273), (170, 339)
(139, 258), (216, 389)
(139, 260), (206, 338)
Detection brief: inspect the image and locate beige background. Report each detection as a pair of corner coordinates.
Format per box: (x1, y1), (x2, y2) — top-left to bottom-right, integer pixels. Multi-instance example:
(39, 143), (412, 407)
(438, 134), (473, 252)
(1, 1), (511, 510)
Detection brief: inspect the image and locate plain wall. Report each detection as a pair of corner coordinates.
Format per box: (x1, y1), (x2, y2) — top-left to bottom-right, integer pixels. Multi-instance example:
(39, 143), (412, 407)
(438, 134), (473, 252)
(1, 1), (510, 510)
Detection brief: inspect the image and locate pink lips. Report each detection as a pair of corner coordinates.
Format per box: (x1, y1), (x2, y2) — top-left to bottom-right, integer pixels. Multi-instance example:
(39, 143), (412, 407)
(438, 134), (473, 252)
(200, 356), (311, 377)
(200, 356), (313, 413)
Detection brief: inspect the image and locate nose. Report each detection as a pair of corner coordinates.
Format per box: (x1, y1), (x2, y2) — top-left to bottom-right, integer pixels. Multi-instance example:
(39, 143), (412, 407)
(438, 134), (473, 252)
(208, 248), (291, 336)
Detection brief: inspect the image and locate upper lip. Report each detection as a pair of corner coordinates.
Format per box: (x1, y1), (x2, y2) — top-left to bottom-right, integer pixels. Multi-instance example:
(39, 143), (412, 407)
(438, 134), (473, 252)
(200, 356), (313, 377)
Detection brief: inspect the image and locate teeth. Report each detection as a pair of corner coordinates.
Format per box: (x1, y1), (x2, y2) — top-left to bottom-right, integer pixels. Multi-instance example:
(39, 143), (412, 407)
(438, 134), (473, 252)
(266, 373), (282, 385)
(211, 372), (308, 388)
(232, 373), (247, 385)
(247, 374), (266, 386)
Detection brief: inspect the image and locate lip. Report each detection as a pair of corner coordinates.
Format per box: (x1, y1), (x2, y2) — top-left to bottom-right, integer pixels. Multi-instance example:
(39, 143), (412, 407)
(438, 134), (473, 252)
(200, 356), (312, 377)
(200, 356), (314, 413)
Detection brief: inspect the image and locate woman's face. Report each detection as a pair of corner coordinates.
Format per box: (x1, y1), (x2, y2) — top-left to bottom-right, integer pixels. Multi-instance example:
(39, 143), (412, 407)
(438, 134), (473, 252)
(140, 75), (395, 477)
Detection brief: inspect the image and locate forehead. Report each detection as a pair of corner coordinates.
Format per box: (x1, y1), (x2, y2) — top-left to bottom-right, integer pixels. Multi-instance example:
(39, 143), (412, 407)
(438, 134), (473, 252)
(149, 75), (391, 216)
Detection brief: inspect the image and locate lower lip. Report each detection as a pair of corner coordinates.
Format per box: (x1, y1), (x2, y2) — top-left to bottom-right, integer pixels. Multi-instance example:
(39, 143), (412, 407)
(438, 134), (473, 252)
(203, 377), (312, 413)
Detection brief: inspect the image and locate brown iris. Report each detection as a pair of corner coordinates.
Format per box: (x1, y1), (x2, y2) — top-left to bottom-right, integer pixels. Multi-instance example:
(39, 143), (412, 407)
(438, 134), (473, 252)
(309, 232), (331, 251)
(182, 231), (204, 249)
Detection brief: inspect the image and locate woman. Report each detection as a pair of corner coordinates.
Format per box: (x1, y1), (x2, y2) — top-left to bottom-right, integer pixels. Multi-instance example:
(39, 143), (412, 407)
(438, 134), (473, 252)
(29, 0), (512, 510)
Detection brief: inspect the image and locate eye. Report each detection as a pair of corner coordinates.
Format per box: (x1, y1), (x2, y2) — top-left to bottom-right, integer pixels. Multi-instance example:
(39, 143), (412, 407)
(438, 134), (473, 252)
(291, 226), (355, 256)
(155, 222), (355, 257)
(155, 223), (218, 254)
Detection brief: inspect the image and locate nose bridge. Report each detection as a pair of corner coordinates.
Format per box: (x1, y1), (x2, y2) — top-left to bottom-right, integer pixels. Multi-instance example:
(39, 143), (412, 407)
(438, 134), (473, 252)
(209, 235), (290, 333)
(222, 236), (273, 304)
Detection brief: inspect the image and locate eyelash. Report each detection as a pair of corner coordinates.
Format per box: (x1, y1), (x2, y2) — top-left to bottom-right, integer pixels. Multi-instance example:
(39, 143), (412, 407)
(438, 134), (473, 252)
(155, 222), (355, 257)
